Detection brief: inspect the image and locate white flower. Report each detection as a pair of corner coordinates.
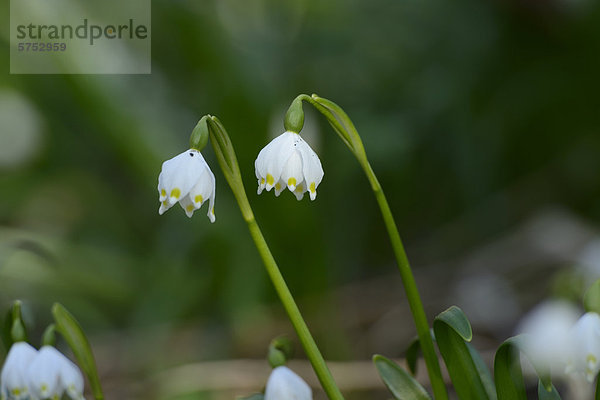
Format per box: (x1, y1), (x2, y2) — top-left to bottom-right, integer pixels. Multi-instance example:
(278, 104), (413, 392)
(255, 131), (324, 201)
(0, 342), (37, 400)
(264, 366), (312, 400)
(26, 346), (64, 399)
(516, 300), (580, 372)
(157, 149), (216, 222)
(565, 312), (600, 382)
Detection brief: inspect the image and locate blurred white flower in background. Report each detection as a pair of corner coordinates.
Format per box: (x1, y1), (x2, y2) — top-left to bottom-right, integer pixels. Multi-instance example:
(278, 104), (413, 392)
(0, 90), (43, 169)
(0, 342), (37, 399)
(264, 366), (312, 400)
(157, 149), (216, 221)
(577, 238), (600, 282)
(565, 312), (600, 382)
(516, 300), (580, 373)
(0, 343), (85, 400)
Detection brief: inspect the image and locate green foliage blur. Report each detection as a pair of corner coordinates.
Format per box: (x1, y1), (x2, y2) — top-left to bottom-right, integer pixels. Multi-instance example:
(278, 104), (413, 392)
(1, 0), (600, 398)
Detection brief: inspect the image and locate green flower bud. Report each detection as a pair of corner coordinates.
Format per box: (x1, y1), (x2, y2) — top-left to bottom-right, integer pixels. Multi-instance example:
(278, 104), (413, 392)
(42, 324), (56, 346)
(284, 98), (305, 133)
(10, 300), (27, 343)
(267, 336), (294, 368)
(189, 116), (210, 151)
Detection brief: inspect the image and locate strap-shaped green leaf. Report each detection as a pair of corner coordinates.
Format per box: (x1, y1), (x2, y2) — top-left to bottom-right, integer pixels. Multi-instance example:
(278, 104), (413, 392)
(433, 306), (494, 400)
(435, 306), (472, 341)
(493, 337), (526, 400)
(52, 303), (104, 400)
(537, 380), (561, 399)
(373, 354), (432, 400)
(596, 372), (600, 400)
(585, 279), (600, 314)
(467, 342), (496, 399)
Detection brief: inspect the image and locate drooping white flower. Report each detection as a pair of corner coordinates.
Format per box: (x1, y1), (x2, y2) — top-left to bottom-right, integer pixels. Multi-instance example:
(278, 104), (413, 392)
(565, 312), (600, 382)
(0, 342), (37, 400)
(157, 149), (216, 222)
(516, 300), (580, 372)
(264, 366), (312, 400)
(255, 131), (324, 201)
(26, 345), (64, 399)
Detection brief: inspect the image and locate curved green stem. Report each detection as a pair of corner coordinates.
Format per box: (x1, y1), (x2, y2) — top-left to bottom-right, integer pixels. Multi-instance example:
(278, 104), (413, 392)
(301, 96), (449, 400)
(206, 116), (344, 400)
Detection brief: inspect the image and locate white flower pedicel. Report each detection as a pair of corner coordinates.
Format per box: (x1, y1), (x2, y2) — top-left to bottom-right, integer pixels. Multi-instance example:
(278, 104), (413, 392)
(255, 99), (323, 201)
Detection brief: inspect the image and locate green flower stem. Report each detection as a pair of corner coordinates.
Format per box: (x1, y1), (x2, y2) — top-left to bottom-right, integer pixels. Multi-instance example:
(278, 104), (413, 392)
(206, 116), (344, 400)
(299, 95), (449, 400)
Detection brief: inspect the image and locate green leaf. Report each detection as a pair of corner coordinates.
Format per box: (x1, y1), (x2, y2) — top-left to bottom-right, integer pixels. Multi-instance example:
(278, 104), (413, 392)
(52, 303), (104, 400)
(433, 306), (493, 400)
(435, 306), (472, 341)
(537, 380), (561, 400)
(494, 335), (553, 395)
(494, 337), (526, 400)
(405, 336), (420, 376)
(373, 354), (432, 400)
(467, 342), (496, 399)
(585, 279), (600, 314)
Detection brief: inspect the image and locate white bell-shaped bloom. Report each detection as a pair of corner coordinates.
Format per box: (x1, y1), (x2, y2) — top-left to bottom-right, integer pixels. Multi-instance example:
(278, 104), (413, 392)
(0, 342), (37, 400)
(26, 345), (65, 399)
(255, 131), (324, 201)
(516, 300), (579, 373)
(566, 312), (600, 382)
(157, 149), (216, 222)
(59, 355), (85, 400)
(264, 366), (312, 400)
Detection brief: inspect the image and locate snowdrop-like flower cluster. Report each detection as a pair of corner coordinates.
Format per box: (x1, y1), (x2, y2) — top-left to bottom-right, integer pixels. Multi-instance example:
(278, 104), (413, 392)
(264, 366), (312, 400)
(517, 301), (600, 383)
(0, 342), (85, 400)
(157, 149), (216, 222)
(255, 131), (324, 201)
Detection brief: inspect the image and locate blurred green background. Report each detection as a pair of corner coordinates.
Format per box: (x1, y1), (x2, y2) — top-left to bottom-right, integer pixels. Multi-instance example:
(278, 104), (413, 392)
(2, 0), (600, 398)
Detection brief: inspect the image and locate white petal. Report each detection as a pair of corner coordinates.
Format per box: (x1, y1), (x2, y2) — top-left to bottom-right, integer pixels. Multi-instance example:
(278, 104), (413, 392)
(59, 356), (85, 400)
(26, 346), (64, 399)
(264, 366), (312, 400)
(569, 312), (600, 382)
(258, 132), (296, 191)
(179, 195), (196, 218)
(298, 139), (324, 201)
(0, 342), (37, 399)
(293, 180), (306, 201)
(274, 178), (286, 197)
(280, 150), (303, 192)
(188, 168), (213, 208)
